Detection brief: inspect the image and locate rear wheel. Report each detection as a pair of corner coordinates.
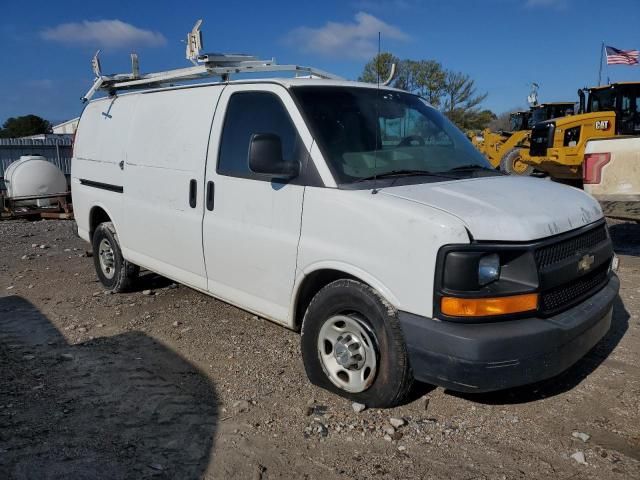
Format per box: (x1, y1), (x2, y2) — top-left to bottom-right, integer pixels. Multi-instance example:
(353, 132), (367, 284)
(92, 222), (139, 292)
(301, 279), (413, 408)
(500, 148), (534, 176)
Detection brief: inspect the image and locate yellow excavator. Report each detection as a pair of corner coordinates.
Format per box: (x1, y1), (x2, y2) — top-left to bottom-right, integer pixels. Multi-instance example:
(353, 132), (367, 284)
(526, 82), (640, 180)
(473, 102), (575, 175)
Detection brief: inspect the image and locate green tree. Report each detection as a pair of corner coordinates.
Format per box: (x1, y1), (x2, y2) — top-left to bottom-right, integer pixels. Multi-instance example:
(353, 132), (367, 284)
(0, 115), (52, 139)
(466, 109), (497, 131)
(395, 60), (446, 108)
(358, 52), (399, 84)
(442, 71), (488, 130)
(360, 55), (489, 129)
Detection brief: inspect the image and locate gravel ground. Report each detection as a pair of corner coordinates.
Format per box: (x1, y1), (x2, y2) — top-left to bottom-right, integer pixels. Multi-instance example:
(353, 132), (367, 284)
(0, 218), (639, 480)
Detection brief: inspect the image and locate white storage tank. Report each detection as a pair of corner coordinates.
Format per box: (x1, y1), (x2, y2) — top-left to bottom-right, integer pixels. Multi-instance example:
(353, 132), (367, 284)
(4, 155), (67, 207)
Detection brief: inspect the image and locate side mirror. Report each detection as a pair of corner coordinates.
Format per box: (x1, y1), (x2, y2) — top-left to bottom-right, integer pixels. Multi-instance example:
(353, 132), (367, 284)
(248, 133), (299, 180)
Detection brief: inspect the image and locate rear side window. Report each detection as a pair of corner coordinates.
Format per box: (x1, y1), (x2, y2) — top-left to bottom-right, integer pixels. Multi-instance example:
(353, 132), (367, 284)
(218, 92), (300, 178)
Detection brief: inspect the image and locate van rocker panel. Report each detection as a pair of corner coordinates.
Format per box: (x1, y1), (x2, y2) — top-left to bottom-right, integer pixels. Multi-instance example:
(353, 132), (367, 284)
(398, 274), (619, 392)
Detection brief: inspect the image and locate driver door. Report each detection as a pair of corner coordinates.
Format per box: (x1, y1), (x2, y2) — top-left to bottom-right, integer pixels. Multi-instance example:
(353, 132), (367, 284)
(201, 85), (309, 323)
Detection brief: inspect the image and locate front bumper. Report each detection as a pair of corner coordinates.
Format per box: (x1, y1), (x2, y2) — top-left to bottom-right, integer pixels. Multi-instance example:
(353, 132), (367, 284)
(398, 275), (619, 393)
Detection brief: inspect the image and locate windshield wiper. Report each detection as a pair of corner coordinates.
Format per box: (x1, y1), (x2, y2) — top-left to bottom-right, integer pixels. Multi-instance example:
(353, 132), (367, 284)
(353, 169), (456, 183)
(446, 164), (497, 172)
(445, 164), (503, 174)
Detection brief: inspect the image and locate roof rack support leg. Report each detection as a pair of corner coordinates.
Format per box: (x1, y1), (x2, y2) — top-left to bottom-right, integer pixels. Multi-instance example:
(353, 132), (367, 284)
(82, 77), (104, 103)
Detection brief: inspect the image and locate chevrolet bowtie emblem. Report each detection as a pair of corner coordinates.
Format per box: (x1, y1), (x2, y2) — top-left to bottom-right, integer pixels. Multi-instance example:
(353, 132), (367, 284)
(578, 254), (595, 273)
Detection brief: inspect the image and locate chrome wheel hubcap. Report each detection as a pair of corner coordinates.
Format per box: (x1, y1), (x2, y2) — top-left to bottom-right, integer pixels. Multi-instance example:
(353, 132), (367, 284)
(98, 238), (116, 280)
(317, 315), (378, 393)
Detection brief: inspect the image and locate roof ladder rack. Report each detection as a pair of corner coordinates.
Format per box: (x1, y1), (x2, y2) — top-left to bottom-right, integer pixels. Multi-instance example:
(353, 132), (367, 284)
(81, 20), (343, 102)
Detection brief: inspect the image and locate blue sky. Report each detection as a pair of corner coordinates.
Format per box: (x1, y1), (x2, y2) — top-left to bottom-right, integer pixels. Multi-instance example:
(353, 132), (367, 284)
(1, 0), (639, 125)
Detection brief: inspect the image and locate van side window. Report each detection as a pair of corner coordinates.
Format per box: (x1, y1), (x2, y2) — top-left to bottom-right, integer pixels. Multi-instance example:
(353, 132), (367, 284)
(218, 92), (300, 178)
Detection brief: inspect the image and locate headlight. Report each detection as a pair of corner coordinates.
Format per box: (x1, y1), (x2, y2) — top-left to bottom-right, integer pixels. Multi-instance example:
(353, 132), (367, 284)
(436, 246), (539, 321)
(478, 253), (500, 286)
(564, 126), (581, 147)
(441, 251), (502, 291)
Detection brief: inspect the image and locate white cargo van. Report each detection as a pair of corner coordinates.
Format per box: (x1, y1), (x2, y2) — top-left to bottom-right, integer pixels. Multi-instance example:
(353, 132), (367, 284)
(72, 77), (619, 407)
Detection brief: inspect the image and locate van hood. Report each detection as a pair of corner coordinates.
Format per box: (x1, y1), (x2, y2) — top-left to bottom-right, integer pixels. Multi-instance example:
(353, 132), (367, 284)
(380, 176), (603, 241)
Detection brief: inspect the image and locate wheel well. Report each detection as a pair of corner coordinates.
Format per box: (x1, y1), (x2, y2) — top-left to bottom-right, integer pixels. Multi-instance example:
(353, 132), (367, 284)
(294, 269), (358, 331)
(89, 206), (111, 240)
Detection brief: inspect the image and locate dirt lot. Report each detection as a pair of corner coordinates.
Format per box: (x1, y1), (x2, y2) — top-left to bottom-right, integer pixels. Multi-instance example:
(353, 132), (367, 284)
(1, 218), (639, 480)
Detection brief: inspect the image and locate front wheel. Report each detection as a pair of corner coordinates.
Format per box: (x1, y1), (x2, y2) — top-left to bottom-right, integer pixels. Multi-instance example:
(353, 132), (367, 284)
(92, 222), (139, 292)
(500, 148), (534, 176)
(301, 279), (413, 408)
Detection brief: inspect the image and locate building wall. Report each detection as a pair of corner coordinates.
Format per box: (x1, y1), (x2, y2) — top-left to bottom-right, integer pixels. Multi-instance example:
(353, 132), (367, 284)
(53, 118), (79, 135)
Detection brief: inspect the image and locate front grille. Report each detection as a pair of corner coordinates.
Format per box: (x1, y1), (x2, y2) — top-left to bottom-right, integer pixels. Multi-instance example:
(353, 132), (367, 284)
(540, 263), (609, 313)
(535, 224), (608, 270)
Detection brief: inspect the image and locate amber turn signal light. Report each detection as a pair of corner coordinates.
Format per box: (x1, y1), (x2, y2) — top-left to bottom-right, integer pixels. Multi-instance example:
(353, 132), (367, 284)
(441, 293), (538, 317)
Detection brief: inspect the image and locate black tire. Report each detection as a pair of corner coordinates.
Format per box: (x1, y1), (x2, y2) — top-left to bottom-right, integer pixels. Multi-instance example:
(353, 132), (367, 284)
(92, 222), (139, 293)
(301, 279), (413, 408)
(500, 148), (534, 176)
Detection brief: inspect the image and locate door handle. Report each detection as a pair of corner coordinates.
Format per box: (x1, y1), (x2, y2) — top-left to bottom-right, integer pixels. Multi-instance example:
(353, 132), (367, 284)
(206, 181), (215, 211)
(119, 160), (124, 170)
(189, 179), (197, 208)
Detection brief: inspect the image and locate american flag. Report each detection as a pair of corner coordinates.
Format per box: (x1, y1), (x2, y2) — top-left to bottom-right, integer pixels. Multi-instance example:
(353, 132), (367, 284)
(606, 46), (639, 65)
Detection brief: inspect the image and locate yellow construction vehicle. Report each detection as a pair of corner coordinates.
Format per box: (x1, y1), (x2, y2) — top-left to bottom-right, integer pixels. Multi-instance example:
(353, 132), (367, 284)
(469, 110), (527, 147)
(526, 82), (640, 180)
(474, 102), (575, 175)
(472, 111), (532, 174)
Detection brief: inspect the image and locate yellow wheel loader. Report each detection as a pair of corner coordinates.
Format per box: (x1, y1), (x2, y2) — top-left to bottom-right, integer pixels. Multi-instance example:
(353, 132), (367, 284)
(474, 103), (575, 175)
(526, 82), (640, 180)
(473, 111), (531, 173)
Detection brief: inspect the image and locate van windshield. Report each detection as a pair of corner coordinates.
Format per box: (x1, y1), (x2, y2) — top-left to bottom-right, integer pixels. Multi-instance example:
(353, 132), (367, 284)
(293, 86), (492, 185)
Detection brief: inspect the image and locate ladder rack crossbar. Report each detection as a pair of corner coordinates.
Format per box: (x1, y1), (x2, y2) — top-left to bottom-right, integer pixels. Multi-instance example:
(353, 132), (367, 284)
(80, 20), (343, 102)
(82, 63), (342, 101)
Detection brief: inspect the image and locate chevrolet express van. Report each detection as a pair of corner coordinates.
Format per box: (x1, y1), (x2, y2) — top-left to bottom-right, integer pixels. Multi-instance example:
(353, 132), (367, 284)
(72, 79), (619, 407)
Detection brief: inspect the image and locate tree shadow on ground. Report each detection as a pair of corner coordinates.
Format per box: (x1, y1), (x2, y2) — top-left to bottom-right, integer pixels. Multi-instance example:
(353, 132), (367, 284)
(446, 295), (629, 405)
(0, 295), (218, 480)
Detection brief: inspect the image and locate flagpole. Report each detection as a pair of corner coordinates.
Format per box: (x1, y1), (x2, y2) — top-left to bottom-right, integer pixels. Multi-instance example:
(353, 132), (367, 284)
(598, 41), (604, 86)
